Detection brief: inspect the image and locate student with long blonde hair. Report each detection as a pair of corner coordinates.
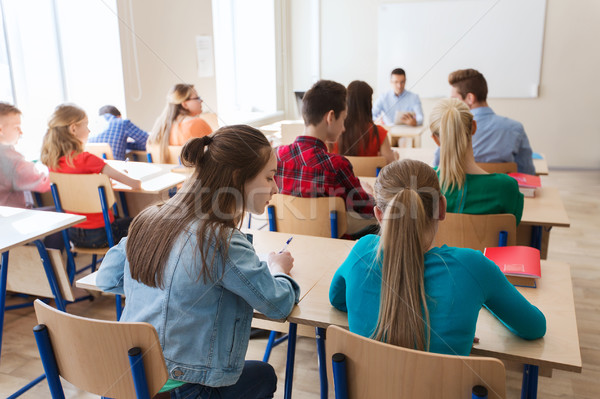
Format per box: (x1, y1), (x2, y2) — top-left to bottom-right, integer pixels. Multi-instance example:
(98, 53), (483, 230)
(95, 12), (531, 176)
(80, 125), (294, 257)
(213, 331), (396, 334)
(41, 104), (141, 248)
(148, 83), (212, 162)
(97, 126), (299, 398)
(329, 159), (545, 355)
(431, 98), (524, 223)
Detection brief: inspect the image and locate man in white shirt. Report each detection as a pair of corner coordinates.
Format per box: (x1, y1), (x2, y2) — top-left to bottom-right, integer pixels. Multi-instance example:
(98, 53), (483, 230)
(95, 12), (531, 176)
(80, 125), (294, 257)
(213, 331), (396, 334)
(372, 68), (424, 126)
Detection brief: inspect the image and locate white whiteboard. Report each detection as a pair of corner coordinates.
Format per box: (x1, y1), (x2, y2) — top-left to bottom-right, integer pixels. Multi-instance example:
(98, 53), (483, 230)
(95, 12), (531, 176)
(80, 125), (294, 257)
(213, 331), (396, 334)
(377, 0), (547, 98)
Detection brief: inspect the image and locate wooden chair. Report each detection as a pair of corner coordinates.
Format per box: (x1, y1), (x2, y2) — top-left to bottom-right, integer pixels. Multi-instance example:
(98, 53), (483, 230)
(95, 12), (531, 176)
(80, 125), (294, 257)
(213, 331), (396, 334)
(476, 162), (517, 174)
(84, 143), (114, 160)
(33, 300), (168, 399)
(199, 112), (220, 131)
(147, 143), (183, 164)
(432, 213), (517, 252)
(267, 194), (347, 238)
(326, 325), (506, 399)
(49, 172), (123, 317)
(280, 122), (305, 145)
(345, 156), (388, 177)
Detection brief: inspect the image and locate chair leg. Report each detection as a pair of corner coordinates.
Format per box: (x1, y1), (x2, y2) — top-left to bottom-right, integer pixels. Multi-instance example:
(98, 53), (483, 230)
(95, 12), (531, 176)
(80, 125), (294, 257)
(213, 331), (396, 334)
(116, 294), (123, 320)
(33, 240), (67, 312)
(128, 347), (151, 398)
(316, 327), (328, 399)
(33, 324), (65, 398)
(91, 254), (97, 273)
(283, 323), (298, 399)
(0, 251), (9, 357)
(263, 330), (278, 362)
(331, 353), (348, 399)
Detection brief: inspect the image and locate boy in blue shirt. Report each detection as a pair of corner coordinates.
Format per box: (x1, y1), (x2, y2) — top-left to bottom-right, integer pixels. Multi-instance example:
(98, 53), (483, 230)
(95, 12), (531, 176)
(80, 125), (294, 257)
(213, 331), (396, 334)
(88, 105), (148, 160)
(433, 69), (536, 174)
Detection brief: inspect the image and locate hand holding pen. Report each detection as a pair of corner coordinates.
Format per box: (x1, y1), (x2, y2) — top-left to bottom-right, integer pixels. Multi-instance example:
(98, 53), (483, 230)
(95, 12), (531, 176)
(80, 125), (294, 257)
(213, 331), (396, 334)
(268, 236), (294, 275)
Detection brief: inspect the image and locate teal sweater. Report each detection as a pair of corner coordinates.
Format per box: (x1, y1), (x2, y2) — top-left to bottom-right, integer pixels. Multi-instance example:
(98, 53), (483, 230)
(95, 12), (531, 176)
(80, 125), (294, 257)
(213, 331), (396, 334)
(329, 235), (546, 355)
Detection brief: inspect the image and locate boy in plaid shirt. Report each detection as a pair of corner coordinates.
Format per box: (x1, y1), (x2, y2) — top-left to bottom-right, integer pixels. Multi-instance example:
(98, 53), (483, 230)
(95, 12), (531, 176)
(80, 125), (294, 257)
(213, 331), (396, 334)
(88, 105), (148, 160)
(276, 80), (374, 216)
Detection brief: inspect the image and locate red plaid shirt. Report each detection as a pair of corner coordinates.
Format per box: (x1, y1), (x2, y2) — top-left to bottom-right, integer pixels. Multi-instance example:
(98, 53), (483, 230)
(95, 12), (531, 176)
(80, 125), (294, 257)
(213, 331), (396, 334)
(276, 136), (374, 215)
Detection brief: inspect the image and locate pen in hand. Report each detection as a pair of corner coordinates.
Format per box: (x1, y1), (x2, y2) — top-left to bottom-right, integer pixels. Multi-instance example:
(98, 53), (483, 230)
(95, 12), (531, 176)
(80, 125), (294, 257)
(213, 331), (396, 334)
(279, 237), (293, 253)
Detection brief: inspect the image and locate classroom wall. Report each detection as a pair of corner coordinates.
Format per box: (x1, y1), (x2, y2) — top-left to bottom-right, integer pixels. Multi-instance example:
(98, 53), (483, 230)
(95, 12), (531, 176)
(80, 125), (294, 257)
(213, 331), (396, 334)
(115, 0), (217, 132)
(310, 0), (600, 169)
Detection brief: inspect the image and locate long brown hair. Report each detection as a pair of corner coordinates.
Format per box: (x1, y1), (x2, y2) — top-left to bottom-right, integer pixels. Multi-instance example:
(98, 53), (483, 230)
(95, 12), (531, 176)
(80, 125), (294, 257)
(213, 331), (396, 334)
(429, 98), (474, 192)
(148, 83), (197, 162)
(40, 104), (87, 169)
(372, 159), (441, 350)
(127, 125), (272, 288)
(337, 80), (379, 155)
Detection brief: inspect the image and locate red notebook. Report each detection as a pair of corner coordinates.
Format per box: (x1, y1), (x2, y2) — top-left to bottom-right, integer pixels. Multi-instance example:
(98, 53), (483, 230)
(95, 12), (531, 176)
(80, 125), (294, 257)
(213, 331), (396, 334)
(484, 245), (541, 288)
(508, 173), (541, 197)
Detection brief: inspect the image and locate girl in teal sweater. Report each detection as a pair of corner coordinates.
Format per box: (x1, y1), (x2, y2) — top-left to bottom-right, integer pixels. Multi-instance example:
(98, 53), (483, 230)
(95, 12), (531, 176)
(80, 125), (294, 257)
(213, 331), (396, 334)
(329, 159), (545, 355)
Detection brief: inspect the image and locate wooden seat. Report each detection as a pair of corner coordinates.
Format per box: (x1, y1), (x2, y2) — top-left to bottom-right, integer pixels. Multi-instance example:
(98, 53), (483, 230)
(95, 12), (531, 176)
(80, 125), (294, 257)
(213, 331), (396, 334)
(432, 213), (517, 252)
(326, 325), (506, 399)
(7, 246), (75, 304)
(345, 156), (388, 177)
(267, 194), (347, 238)
(49, 172), (123, 317)
(84, 143), (114, 160)
(199, 112), (220, 131)
(476, 162), (517, 174)
(33, 300), (168, 399)
(147, 143), (183, 164)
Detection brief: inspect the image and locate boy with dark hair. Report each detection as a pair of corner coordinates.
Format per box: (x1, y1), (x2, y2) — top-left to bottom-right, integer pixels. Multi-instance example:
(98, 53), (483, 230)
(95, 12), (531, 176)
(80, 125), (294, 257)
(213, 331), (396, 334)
(433, 69), (535, 174)
(88, 105), (148, 160)
(276, 80), (374, 216)
(0, 102), (50, 208)
(372, 68), (423, 126)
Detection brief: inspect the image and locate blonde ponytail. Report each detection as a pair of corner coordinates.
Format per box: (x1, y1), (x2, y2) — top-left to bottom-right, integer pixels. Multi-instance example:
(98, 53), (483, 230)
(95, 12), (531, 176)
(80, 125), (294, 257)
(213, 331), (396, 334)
(429, 98), (473, 192)
(372, 159), (441, 350)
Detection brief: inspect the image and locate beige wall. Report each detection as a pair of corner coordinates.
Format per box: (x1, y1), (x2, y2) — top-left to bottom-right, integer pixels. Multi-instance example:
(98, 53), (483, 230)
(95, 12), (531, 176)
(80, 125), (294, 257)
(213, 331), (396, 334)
(116, 0), (216, 131)
(314, 0), (600, 168)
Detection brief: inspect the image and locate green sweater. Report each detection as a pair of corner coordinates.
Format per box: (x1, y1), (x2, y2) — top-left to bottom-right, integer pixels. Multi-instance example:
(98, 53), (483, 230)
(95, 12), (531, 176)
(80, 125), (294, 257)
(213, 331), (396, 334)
(439, 172), (524, 224)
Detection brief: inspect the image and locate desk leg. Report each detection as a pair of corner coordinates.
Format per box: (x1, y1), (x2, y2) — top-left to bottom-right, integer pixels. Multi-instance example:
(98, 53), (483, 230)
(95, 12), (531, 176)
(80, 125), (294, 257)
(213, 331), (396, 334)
(61, 229), (76, 284)
(316, 327), (328, 399)
(284, 323), (297, 399)
(33, 240), (66, 312)
(521, 364), (539, 399)
(0, 251), (9, 360)
(530, 226), (542, 251)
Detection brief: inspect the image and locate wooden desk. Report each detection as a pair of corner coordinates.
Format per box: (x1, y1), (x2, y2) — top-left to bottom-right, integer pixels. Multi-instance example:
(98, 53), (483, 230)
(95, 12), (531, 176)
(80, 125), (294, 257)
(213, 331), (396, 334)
(0, 207), (85, 357)
(289, 260), (581, 399)
(386, 125), (427, 148)
(106, 160), (187, 216)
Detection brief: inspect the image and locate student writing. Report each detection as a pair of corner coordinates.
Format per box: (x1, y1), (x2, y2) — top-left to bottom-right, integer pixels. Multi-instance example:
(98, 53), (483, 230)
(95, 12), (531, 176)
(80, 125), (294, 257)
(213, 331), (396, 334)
(97, 126), (300, 398)
(331, 80), (398, 164)
(329, 159), (546, 355)
(431, 98), (524, 223)
(148, 83), (212, 163)
(40, 104), (141, 248)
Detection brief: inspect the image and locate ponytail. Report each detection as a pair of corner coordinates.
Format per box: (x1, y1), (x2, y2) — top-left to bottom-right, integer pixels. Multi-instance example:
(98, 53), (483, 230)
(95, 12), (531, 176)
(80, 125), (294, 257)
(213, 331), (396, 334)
(429, 98), (473, 192)
(372, 159), (441, 350)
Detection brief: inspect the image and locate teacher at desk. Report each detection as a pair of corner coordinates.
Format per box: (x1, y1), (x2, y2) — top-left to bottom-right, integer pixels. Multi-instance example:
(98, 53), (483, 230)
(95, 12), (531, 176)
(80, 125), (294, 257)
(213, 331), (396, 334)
(372, 68), (424, 126)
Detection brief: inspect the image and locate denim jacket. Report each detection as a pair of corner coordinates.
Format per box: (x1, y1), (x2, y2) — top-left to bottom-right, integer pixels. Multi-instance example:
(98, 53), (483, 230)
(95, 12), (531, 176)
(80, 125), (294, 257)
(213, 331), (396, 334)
(96, 226), (300, 387)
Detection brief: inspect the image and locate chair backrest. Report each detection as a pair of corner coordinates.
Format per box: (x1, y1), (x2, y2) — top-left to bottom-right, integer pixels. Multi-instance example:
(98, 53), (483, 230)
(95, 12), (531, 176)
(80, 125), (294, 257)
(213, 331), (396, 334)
(199, 112), (220, 131)
(432, 213), (516, 252)
(280, 123), (305, 145)
(344, 156), (388, 177)
(268, 194), (347, 238)
(147, 143), (182, 164)
(49, 172), (116, 214)
(33, 300), (168, 399)
(7, 246), (75, 302)
(84, 143), (115, 160)
(476, 162), (517, 174)
(326, 325), (506, 399)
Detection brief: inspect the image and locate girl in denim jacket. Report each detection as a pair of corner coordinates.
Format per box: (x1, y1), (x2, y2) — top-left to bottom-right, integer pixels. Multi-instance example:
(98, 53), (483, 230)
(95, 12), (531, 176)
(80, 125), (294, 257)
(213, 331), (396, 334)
(98, 126), (300, 398)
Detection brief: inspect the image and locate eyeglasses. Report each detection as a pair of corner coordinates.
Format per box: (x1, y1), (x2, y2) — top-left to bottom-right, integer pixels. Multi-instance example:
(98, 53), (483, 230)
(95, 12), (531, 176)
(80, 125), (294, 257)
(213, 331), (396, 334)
(187, 96), (202, 102)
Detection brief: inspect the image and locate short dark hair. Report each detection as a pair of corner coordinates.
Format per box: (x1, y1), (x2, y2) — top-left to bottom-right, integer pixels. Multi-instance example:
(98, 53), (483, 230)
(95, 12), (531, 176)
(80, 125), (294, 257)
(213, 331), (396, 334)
(99, 105), (121, 117)
(391, 68), (406, 77)
(448, 69), (488, 102)
(0, 102), (21, 117)
(301, 80), (347, 126)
